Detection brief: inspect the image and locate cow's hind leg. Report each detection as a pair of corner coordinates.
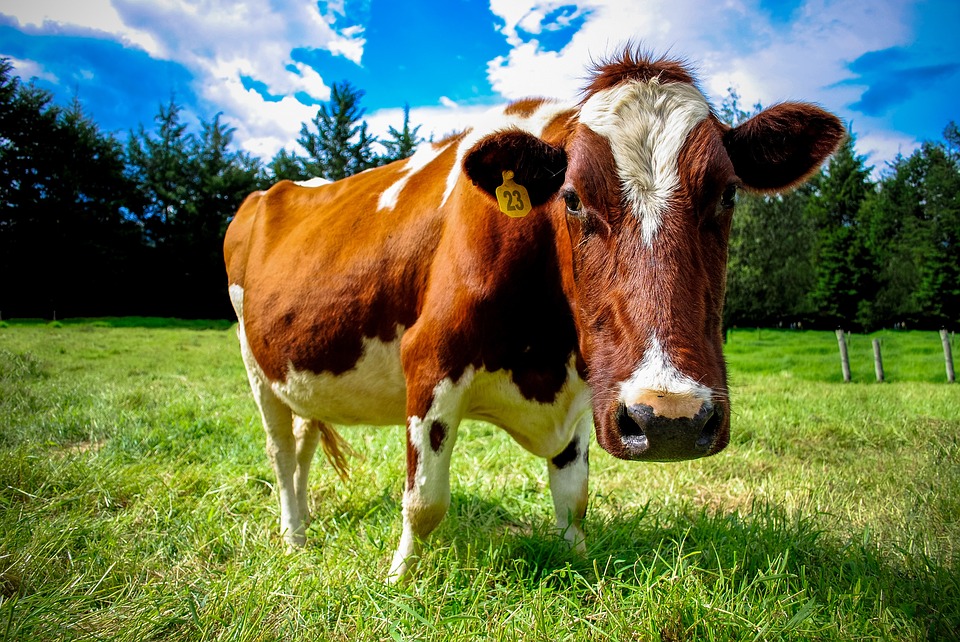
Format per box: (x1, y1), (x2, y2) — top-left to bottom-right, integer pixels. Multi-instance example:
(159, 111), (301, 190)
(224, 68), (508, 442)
(292, 415), (322, 529)
(547, 416), (590, 552)
(387, 377), (468, 583)
(249, 381), (308, 547)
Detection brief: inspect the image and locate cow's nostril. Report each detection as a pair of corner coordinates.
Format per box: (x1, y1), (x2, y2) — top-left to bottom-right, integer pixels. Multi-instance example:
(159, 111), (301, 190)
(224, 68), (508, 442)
(615, 403), (650, 451)
(696, 404), (722, 451)
(616, 403), (641, 437)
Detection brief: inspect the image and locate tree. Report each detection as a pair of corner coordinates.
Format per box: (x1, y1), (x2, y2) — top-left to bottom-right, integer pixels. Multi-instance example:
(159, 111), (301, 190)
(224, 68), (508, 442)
(718, 86), (762, 128)
(380, 103), (422, 163)
(298, 80), (379, 180)
(125, 101), (265, 317)
(719, 87), (816, 327)
(268, 147), (311, 183)
(125, 97), (195, 248)
(803, 134), (874, 328)
(724, 188), (817, 328)
(0, 59), (142, 317)
(864, 133), (960, 328)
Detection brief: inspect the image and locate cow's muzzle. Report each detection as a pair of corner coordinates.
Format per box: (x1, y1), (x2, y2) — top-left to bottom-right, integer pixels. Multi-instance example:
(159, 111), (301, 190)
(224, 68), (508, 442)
(612, 395), (723, 461)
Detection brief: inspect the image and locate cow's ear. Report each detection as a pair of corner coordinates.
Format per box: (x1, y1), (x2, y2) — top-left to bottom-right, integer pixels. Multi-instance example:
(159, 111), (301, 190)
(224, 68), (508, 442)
(463, 129), (567, 206)
(723, 103), (845, 193)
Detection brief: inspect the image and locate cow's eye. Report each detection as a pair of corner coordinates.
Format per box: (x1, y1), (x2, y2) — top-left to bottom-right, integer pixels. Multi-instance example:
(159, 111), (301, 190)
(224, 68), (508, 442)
(563, 190), (583, 215)
(720, 183), (738, 210)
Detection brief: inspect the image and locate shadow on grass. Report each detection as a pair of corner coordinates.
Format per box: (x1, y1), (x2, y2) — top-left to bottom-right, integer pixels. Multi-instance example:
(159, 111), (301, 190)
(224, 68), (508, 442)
(333, 488), (958, 638)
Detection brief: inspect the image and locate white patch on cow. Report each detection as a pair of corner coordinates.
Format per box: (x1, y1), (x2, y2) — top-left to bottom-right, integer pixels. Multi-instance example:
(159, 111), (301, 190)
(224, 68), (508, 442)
(409, 370), (473, 485)
(293, 177), (332, 188)
(619, 333), (713, 405)
(440, 99), (574, 207)
(377, 142), (448, 211)
(579, 79), (710, 247)
(228, 283), (244, 319)
(547, 413), (590, 552)
(466, 356), (590, 458)
(389, 372), (473, 582)
(269, 329), (407, 426)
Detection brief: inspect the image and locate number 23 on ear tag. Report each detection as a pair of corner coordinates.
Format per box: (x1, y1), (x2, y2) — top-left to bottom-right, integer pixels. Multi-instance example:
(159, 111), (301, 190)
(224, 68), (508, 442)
(496, 170), (531, 218)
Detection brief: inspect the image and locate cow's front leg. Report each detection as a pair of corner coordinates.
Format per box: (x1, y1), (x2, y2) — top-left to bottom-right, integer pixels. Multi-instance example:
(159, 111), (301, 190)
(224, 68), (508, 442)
(387, 378), (468, 583)
(547, 417), (591, 553)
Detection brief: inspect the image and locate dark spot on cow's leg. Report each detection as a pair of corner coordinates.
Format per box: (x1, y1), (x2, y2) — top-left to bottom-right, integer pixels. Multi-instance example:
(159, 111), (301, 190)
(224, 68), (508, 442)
(551, 436), (579, 469)
(429, 420), (447, 452)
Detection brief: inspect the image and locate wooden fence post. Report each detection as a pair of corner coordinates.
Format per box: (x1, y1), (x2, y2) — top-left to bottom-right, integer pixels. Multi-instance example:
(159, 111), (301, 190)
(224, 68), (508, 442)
(872, 339), (884, 383)
(941, 329), (955, 383)
(836, 329), (851, 382)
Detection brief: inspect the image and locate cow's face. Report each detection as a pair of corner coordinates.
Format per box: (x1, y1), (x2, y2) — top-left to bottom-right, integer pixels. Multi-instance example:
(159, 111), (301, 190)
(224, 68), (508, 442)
(464, 55), (844, 462)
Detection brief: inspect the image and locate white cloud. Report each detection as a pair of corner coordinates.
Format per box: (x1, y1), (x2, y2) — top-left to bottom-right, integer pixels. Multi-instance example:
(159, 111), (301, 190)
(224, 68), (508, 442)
(1, 0), (367, 159)
(853, 127), (919, 178)
(485, 0), (913, 140)
(439, 96), (458, 109)
(365, 103), (493, 147)
(2, 0), (162, 52)
(6, 56), (58, 83)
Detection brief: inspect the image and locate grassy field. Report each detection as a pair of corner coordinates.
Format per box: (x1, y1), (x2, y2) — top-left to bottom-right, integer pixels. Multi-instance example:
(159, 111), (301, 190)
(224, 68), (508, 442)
(1, 321), (958, 641)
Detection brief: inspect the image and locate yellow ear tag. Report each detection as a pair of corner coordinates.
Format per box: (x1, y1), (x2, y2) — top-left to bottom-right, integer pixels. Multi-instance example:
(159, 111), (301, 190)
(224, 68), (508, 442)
(495, 170), (532, 218)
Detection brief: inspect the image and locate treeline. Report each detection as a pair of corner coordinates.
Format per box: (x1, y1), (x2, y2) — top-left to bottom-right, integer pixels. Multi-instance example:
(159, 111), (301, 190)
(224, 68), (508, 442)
(1, 60), (957, 329)
(721, 92), (960, 331)
(0, 60), (420, 319)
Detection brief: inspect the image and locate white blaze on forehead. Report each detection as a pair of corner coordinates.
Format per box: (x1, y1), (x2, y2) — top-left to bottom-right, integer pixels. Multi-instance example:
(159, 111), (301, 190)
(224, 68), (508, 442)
(579, 79), (710, 247)
(619, 334), (713, 405)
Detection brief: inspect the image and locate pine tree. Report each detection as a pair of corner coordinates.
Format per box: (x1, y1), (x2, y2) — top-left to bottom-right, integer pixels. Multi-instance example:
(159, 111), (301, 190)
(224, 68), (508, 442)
(803, 133), (874, 328)
(720, 87), (816, 327)
(0, 59), (142, 317)
(125, 97), (195, 248)
(268, 148), (311, 182)
(298, 80), (378, 180)
(381, 104), (422, 163)
(126, 101), (265, 316)
(724, 188), (817, 328)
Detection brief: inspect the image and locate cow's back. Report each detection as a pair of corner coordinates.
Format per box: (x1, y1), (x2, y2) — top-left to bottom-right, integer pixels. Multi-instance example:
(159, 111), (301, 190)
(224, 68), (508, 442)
(225, 161), (448, 387)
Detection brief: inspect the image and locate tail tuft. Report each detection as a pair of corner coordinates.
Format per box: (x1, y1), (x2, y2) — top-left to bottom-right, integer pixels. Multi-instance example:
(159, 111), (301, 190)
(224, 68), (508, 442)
(316, 421), (358, 480)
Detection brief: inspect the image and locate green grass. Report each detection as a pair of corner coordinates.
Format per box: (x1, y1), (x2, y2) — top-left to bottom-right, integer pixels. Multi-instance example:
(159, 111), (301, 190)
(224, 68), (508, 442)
(1, 323), (958, 641)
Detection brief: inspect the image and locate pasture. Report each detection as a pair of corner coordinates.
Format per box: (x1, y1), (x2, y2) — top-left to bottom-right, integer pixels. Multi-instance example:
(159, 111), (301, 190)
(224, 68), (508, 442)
(1, 320), (957, 641)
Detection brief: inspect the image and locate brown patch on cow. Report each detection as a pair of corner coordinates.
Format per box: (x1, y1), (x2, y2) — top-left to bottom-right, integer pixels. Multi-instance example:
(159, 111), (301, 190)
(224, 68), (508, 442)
(399, 189), (579, 404)
(677, 117), (738, 213)
(406, 425), (419, 491)
(542, 109), (578, 146)
(429, 420), (447, 452)
(230, 155), (447, 381)
(582, 47), (697, 101)
(504, 98), (550, 117)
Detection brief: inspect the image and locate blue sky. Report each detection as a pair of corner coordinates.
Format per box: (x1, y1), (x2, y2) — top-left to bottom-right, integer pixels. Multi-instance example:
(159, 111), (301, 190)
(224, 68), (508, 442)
(2, 0), (957, 172)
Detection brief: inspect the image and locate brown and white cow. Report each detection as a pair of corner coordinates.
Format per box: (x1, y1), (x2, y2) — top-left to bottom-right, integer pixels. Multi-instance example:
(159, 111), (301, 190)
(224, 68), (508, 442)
(224, 49), (844, 581)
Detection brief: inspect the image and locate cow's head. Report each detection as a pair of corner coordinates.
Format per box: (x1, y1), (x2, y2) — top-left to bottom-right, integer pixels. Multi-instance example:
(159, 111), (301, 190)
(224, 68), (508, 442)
(463, 51), (844, 461)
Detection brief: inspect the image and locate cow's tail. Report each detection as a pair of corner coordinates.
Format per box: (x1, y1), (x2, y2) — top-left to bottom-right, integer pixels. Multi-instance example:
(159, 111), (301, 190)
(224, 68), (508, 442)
(315, 420), (358, 480)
